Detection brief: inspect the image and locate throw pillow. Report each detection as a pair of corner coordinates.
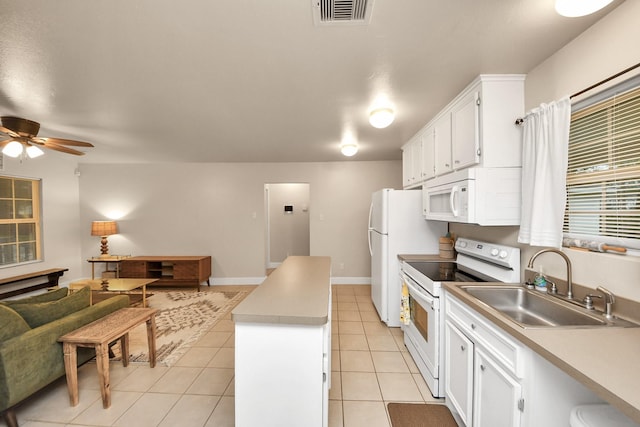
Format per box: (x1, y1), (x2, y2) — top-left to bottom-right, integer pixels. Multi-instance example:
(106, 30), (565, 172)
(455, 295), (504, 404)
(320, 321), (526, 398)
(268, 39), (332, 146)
(1, 287), (69, 307)
(11, 286), (90, 329)
(0, 304), (31, 341)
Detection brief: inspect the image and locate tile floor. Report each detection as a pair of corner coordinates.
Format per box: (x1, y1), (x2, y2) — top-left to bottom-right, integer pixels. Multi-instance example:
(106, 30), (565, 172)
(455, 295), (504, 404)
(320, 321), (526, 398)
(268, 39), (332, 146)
(3, 284), (442, 427)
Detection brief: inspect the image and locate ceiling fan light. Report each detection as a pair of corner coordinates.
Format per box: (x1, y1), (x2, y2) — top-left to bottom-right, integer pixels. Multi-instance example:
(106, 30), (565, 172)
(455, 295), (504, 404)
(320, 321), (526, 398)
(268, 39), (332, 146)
(369, 108), (395, 129)
(26, 145), (44, 158)
(555, 0), (613, 17)
(340, 142), (358, 157)
(2, 141), (24, 158)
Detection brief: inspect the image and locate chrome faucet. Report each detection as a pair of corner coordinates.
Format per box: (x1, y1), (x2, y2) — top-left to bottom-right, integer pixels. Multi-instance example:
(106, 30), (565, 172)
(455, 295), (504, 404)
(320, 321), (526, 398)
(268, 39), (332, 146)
(527, 248), (574, 300)
(596, 286), (615, 319)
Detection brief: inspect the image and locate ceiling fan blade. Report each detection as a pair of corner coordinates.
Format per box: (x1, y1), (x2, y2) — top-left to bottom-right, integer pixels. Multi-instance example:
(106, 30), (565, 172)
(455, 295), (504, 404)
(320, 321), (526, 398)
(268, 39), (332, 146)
(0, 125), (20, 138)
(34, 137), (94, 147)
(41, 142), (86, 156)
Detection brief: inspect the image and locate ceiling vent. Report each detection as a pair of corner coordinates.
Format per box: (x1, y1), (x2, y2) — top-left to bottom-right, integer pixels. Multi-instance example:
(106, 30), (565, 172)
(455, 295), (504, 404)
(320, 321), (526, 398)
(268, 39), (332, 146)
(312, 0), (375, 25)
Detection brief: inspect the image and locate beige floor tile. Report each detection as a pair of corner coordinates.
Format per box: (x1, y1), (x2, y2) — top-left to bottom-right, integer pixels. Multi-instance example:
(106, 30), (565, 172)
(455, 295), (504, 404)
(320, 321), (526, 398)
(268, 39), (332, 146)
(342, 401), (390, 427)
(376, 373), (423, 402)
(18, 381), (101, 425)
(360, 310), (382, 322)
(401, 351), (420, 374)
(371, 352), (409, 373)
(339, 321), (365, 335)
(341, 350), (374, 372)
(329, 371), (342, 400)
(223, 378), (235, 396)
(363, 321), (392, 336)
(355, 295), (372, 303)
(332, 350), (341, 371)
(389, 327), (403, 337)
(112, 365), (170, 392)
(77, 361), (135, 391)
(204, 396), (234, 427)
(338, 310), (361, 321)
(339, 334), (369, 351)
(210, 319), (235, 332)
(328, 400), (344, 427)
(332, 332), (340, 350)
(357, 301), (377, 312)
(186, 367), (234, 395)
(207, 347), (235, 368)
(148, 367), (202, 394)
(353, 285), (371, 296)
(175, 346), (219, 367)
(112, 392), (181, 427)
(338, 302), (359, 311)
(332, 320), (340, 334)
(158, 394), (220, 427)
(412, 373), (443, 403)
(341, 372), (382, 401)
(367, 335), (400, 352)
(393, 334), (405, 349)
(334, 286), (356, 295)
(71, 390), (143, 426)
(222, 333), (235, 348)
(195, 331), (233, 347)
(336, 294), (357, 302)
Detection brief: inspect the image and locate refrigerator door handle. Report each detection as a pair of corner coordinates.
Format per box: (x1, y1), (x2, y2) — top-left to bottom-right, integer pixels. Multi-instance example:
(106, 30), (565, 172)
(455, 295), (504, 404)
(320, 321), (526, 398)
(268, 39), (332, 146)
(368, 202), (374, 256)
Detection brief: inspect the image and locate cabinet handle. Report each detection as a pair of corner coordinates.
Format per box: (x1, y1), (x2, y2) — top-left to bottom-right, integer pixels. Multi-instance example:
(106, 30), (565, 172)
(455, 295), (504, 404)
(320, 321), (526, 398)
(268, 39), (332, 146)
(471, 323), (476, 330)
(480, 364), (486, 371)
(460, 345), (466, 351)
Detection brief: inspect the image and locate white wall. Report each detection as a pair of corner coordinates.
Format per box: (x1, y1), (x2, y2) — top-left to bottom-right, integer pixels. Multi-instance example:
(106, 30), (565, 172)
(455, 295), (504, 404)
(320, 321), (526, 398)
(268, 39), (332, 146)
(78, 161), (401, 283)
(266, 183), (310, 266)
(0, 154), (83, 284)
(451, 0), (640, 302)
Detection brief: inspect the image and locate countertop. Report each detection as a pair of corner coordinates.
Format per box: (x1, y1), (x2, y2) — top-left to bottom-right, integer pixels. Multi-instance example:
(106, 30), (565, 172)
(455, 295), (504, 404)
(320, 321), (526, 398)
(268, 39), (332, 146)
(444, 282), (640, 423)
(231, 256), (331, 326)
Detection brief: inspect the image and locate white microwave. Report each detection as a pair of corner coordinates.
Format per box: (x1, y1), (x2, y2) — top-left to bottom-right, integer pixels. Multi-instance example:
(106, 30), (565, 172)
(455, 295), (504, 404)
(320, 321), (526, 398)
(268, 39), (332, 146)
(422, 168), (521, 226)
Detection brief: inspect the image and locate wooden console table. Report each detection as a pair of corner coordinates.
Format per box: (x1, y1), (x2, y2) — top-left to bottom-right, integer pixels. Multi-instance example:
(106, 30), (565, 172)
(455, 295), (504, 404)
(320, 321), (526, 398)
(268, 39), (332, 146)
(120, 256), (211, 290)
(0, 268), (68, 300)
(87, 255), (131, 279)
(58, 307), (158, 409)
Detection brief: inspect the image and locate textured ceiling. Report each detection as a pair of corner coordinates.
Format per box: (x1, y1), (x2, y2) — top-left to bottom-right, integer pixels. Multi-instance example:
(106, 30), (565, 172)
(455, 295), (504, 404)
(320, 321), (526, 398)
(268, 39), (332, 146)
(0, 0), (622, 163)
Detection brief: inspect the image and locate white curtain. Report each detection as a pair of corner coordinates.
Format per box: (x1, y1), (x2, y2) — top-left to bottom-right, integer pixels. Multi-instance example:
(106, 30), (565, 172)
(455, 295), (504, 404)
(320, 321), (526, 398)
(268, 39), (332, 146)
(517, 96), (571, 248)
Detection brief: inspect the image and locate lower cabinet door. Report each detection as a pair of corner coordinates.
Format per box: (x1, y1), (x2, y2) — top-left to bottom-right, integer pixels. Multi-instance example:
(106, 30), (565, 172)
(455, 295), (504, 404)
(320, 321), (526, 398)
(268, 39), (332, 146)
(473, 347), (522, 427)
(445, 320), (474, 426)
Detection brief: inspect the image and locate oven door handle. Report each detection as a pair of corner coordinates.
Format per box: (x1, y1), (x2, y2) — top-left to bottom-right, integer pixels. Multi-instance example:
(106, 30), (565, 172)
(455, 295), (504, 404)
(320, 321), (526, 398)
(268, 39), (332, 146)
(402, 274), (436, 309)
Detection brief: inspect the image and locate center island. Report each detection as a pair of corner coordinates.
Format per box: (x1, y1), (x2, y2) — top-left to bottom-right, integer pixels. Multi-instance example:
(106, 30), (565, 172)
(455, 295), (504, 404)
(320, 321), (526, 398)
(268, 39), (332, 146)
(232, 256), (332, 427)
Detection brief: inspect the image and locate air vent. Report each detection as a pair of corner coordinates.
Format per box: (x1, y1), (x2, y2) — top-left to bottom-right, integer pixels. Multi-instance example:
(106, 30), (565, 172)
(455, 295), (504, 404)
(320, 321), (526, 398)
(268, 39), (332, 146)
(312, 0), (375, 25)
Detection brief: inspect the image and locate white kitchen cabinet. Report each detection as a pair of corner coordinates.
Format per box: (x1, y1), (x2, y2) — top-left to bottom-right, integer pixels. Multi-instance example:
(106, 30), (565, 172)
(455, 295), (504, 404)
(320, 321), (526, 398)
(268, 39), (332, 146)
(444, 320), (474, 426)
(474, 347), (522, 427)
(445, 294), (525, 427)
(420, 126), (436, 181)
(451, 89), (480, 170)
(402, 135), (423, 188)
(433, 113), (452, 176)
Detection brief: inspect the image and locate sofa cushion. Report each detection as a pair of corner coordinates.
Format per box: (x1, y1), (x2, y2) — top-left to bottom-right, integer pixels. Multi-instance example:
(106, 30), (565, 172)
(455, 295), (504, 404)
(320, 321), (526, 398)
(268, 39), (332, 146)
(1, 287), (69, 307)
(10, 286), (90, 329)
(0, 304), (31, 341)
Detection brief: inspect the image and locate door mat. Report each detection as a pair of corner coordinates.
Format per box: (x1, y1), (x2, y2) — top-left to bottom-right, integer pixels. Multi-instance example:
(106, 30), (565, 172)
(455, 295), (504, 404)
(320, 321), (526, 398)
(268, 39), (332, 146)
(387, 403), (457, 427)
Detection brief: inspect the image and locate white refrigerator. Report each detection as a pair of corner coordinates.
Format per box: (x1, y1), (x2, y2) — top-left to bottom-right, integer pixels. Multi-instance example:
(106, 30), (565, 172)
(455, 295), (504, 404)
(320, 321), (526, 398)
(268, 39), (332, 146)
(368, 188), (447, 327)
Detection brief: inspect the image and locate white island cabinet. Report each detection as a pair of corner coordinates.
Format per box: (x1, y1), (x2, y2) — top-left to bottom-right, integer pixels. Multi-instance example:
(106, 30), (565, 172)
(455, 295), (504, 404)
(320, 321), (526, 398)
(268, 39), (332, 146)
(232, 256), (332, 427)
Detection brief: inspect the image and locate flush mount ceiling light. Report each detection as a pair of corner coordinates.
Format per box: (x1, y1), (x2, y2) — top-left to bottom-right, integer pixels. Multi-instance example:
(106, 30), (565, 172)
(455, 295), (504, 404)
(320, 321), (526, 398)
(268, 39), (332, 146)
(555, 0), (613, 17)
(340, 141), (358, 157)
(369, 107), (395, 129)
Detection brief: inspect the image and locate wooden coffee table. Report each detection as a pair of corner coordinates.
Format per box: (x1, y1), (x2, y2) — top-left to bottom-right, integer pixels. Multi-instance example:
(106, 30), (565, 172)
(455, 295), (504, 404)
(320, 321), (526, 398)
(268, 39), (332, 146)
(58, 307), (158, 408)
(69, 278), (157, 307)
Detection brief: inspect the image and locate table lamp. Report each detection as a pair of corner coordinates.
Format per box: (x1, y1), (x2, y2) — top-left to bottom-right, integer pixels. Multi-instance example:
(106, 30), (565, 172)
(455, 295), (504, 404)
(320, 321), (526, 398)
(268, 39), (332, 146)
(91, 220), (118, 258)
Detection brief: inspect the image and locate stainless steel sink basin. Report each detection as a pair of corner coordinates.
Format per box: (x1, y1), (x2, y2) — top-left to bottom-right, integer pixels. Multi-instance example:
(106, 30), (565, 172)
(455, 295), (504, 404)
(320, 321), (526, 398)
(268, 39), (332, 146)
(460, 285), (638, 328)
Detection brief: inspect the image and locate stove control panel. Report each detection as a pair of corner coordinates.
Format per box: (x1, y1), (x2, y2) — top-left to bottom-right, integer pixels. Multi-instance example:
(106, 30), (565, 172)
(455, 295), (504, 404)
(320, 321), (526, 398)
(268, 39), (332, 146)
(455, 238), (520, 270)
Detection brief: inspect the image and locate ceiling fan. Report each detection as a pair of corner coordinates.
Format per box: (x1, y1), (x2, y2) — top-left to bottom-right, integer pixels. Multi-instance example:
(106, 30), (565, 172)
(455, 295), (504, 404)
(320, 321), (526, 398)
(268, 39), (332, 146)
(0, 116), (94, 158)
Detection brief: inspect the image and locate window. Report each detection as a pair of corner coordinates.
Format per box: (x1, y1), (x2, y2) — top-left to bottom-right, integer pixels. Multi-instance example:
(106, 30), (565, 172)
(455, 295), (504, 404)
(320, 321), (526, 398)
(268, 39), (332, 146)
(564, 79), (640, 249)
(0, 176), (42, 266)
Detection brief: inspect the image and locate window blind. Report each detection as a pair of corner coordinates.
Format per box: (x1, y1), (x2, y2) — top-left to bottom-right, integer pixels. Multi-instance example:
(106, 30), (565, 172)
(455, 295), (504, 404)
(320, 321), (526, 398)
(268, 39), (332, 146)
(563, 85), (640, 247)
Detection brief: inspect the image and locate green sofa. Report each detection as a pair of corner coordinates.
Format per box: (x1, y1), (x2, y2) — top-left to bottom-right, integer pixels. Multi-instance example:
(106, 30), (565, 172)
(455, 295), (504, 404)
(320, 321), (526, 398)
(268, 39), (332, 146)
(0, 286), (129, 427)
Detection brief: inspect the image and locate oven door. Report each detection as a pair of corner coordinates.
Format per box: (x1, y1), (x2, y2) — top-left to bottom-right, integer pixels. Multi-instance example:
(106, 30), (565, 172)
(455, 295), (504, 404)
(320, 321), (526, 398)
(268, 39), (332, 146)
(402, 273), (440, 390)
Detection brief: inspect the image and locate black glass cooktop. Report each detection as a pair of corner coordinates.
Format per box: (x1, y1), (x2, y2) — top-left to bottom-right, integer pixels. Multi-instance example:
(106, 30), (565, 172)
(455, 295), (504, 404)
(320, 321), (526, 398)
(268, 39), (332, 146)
(406, 261), (484, 282)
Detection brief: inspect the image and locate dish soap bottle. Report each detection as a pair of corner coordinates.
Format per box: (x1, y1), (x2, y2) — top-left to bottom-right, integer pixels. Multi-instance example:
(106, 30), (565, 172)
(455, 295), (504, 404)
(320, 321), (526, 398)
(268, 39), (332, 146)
(533, 267), (548, 292)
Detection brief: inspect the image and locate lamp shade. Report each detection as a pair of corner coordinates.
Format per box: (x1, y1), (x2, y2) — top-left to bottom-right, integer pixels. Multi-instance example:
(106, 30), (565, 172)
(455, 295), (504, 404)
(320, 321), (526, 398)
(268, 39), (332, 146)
(340, 142), (358, 157)
(91, 220), (118, 236)
(369, 108), (395, 129)
(2, 141), (24, 158)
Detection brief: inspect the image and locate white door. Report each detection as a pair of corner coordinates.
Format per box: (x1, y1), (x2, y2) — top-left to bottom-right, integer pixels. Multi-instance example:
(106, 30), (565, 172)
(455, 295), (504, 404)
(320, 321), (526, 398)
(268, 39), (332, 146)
(451, 89), (481, 170)
(434, 113), (452, 176)
(369, 229), (387, 323)
(445, 321), (474, 426)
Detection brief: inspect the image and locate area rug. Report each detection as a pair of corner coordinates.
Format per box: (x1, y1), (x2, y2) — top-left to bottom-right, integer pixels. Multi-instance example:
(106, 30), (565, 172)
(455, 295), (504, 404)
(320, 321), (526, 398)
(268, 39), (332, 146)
(387, 403), (457, 427)
(111, 289), (248, 366)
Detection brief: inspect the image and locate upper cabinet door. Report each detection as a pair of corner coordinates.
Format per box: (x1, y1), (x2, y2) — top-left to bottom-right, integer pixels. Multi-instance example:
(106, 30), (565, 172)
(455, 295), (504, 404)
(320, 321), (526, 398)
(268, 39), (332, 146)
(451, 88), (481, 170)
(434, 113), (452, 176)
(421, 126), (436, 181)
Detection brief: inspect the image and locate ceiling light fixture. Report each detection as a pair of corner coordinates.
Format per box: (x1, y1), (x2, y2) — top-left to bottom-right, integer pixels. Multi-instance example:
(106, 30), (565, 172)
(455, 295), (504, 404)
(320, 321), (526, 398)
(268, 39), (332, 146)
(2, 141), (24, 158)
(555, 0), (613, 17)
(26, 145), (44, 158)
(369, 107), (395, 129)
(340, 141), (358, 157)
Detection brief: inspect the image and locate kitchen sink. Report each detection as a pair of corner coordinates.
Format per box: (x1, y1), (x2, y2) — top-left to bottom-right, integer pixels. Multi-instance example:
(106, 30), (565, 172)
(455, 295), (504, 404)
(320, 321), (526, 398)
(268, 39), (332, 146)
(460, 285), (639, 328)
